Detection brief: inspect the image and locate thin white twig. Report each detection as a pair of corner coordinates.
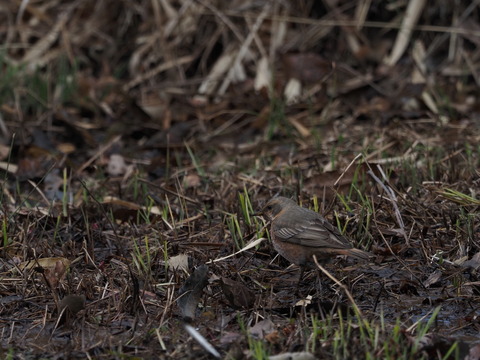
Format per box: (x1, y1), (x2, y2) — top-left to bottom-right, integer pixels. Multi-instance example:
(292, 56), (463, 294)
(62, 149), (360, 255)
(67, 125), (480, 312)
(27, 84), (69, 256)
(368, 165), (409, 245)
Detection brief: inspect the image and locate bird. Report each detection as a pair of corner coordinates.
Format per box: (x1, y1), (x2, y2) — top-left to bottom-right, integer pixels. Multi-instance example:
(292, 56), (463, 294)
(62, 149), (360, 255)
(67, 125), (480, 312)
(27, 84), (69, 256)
(259, 196), (372, 285)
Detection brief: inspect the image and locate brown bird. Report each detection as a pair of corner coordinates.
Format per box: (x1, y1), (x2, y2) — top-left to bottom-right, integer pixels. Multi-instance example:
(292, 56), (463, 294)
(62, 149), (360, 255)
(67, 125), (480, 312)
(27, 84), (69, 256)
(260, 196), (371, 283)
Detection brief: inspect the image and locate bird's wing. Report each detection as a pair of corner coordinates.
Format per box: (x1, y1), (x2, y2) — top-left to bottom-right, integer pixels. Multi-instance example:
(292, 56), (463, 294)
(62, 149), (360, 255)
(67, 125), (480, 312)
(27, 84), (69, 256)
(273, 217), (351, 249)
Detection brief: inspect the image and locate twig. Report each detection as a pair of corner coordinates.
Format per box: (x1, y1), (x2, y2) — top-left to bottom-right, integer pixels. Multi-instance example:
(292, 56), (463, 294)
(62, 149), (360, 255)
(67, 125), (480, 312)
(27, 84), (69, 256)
(217, 4), (270, 95)
(372, 216), (426, 290)
(333, 152), (363, 187)
(313, 255), (363, 318)
(76, 135), (121, 175)
(367, 165), (409, 245)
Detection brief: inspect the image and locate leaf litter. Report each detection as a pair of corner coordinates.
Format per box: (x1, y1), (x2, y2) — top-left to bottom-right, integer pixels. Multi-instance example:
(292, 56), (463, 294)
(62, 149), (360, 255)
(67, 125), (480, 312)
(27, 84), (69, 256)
(1, 1), (480, 359)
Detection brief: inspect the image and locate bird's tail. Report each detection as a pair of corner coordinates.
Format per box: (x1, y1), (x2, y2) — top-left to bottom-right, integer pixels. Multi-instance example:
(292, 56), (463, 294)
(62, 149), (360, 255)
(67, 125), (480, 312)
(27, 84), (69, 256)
(342, 248), (373, 261)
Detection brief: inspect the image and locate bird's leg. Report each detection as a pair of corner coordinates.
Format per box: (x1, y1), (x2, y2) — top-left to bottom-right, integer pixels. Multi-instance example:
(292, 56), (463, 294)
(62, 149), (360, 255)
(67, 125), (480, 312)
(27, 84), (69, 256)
(295, 266), (305, 295)
(314, 268), (323, 295)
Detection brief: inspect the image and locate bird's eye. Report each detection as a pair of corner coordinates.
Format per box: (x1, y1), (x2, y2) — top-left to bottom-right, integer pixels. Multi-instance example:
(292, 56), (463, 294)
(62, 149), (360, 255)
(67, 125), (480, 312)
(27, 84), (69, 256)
(266, 205), (273, 211)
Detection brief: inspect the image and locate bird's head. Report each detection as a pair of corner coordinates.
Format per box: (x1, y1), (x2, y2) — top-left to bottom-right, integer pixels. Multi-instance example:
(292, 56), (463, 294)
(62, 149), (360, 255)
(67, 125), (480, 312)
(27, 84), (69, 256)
(258, 196), (296, 221)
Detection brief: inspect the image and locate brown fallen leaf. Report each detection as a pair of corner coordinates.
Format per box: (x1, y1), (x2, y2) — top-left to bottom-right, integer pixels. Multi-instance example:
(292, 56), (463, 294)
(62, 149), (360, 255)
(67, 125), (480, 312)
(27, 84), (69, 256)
(19, 257), (71, 272)
(57, 294), (86, 326)
(249, 318), (275, 340)
(264, 330), (280, 344)
(220, 277), (255, 309)
(183, 173), (201, 188)
(0, 143), (10, 160)
(466, 344), (480, 360)
(219, 331), (242, 345)
(462, 252), (480, 270)
(423, 269), (442, 288)
(59, 294), (86, 316)
(415, 333), (467, 360)
(15, 146), (58, 180)
(282, 53), (333, 84)
(44, 259), (68, 289)
(56, 142), (76, 154)
(18, 257), (71, 289)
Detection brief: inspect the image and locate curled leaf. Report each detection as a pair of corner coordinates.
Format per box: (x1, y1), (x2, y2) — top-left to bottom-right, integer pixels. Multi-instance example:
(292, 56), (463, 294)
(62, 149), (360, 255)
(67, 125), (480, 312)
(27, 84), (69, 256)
(177, 264), (209, 321)
(220, 277), (255, 309)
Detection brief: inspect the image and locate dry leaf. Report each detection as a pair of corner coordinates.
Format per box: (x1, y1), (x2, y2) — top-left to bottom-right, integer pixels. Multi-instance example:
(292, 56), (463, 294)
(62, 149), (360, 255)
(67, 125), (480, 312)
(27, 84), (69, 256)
(249, 318), (275, 340)
(58, 294), (86, 325)
(44, 259), (68, 288)
(269, 352), (317, 360)
(19, 257), (71, 272)
(177, 264), (209, 321)
(254, 56), (271, 92)
(107, 154), (127, 176)
(466, 344), (480, 360)
(56, 143), (76, 154)
(284, 78), (301, 105)
(283, 53), (332, 84)
(219, 331), (242, 345)
(15, 147), (57, 180)
(183, 173), (201, 188)
(44, 172), (64, 201)
(220, 277), (255, 309)
(462, 252), (480, 270)
(168, 254), (190, 272)
(423, 269), (442, 288)
(0, 143), (10, 160)
(59, 294), (86, 315)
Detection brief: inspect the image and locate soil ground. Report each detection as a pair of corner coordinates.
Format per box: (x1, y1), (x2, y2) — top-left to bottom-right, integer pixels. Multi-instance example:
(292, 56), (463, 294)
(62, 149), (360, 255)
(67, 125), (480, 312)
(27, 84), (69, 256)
(1, 1), (480, 359)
